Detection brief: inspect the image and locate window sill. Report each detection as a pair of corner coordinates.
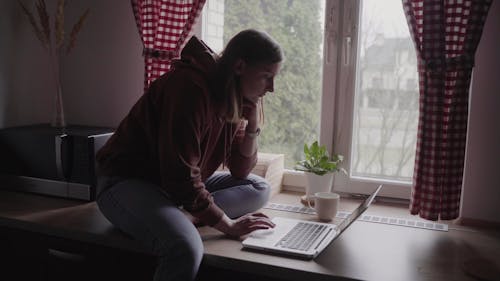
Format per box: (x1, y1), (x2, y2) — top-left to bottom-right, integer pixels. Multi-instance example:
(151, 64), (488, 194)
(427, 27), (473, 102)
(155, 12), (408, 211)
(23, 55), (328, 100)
(280, 169), (411, 204)
(252, 153), (410, 202)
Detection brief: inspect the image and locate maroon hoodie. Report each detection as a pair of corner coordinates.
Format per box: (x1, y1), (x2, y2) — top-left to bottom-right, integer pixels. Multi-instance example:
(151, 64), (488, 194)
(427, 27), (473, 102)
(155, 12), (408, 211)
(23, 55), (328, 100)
(96, 36), (257, 226)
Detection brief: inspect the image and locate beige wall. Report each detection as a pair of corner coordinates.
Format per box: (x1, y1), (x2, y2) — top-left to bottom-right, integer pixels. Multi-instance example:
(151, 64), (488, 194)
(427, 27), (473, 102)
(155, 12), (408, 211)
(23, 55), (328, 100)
(460, 0), (500, 224)
(0, 0), (499, 223)
(0, 0), (143, 128)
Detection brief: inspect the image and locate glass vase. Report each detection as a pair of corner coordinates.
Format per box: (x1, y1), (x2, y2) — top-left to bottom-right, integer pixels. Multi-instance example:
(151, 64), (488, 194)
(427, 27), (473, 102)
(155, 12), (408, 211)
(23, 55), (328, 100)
(49, 52), (66, 128)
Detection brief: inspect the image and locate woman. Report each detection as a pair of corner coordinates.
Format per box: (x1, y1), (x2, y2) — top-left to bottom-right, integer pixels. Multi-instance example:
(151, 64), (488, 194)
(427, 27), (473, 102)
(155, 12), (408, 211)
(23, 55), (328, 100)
(95, 29), (283, 281)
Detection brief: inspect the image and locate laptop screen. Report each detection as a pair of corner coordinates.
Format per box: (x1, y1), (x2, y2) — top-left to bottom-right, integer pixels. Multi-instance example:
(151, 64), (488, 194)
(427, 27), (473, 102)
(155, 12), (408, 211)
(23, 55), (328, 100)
(335, 184), (383, 234)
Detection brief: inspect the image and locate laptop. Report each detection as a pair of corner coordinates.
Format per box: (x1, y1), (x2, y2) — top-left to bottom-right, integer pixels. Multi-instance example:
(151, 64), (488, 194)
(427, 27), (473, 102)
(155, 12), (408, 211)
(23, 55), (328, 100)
(242, 184), (383, 259)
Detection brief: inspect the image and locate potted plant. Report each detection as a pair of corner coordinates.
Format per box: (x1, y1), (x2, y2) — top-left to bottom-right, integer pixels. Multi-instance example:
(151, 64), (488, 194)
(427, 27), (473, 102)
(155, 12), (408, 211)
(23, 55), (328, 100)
(295, 141), (346, 204)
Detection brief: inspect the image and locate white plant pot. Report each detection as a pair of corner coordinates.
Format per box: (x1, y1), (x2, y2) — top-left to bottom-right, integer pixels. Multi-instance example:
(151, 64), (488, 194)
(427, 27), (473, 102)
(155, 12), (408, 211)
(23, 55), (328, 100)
(305, 172), (334, 200)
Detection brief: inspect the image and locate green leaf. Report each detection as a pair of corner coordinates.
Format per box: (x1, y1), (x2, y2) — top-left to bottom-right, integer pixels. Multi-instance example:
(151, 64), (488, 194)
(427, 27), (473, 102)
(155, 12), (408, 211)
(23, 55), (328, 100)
(294, 141), (346, 176)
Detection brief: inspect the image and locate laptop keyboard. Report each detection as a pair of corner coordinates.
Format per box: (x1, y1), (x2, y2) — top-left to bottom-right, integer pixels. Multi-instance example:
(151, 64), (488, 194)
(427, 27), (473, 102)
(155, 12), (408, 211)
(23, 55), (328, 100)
(275, 222), (327, 251)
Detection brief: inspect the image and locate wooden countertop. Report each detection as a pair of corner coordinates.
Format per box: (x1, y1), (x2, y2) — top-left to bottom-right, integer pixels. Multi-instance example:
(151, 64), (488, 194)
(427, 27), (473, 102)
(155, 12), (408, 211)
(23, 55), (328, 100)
(1, 189), (499, 281)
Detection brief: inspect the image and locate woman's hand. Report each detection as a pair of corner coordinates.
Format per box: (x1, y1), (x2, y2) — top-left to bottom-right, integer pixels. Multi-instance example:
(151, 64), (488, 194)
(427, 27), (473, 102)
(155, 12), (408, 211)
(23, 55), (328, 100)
(235, 97), (261, 158)
(214, 212), (275, 237)
(241, 97), (260, 132)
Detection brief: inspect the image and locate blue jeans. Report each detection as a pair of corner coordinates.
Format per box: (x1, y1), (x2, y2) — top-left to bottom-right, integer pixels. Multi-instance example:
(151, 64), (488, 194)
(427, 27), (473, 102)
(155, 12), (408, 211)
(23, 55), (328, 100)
(96, 171), (271, 281)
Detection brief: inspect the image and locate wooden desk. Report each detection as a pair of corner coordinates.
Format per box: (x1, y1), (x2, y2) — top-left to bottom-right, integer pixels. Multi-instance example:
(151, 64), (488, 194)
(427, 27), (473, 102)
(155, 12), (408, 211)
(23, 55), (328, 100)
(1, 189), (499, 281)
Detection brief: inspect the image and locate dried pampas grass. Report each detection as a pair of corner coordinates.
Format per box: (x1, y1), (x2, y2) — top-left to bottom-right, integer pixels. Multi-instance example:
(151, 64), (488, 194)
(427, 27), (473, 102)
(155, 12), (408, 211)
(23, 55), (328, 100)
(18, 0), (89, 56)
(55, 0), (65, 49)
(35, 0), (50, 46)
(66, 8), (90, 55)
(18, 1), (48, 49)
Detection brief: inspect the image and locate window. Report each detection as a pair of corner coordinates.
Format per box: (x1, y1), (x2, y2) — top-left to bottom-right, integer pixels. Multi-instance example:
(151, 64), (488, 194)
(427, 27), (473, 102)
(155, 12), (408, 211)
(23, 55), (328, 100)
(195, 0), (418, 199)
(200, 0), (325, 170)
(331, 0), (417, 198)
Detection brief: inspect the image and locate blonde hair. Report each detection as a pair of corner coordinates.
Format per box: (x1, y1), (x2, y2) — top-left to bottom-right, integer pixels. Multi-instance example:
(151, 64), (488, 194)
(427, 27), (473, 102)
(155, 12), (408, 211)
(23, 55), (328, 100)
(216, 29), (283, 123)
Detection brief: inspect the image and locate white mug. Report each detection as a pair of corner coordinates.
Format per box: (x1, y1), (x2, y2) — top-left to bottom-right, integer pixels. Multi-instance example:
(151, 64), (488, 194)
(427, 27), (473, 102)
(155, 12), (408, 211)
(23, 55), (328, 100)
(309, 192), (340, 222)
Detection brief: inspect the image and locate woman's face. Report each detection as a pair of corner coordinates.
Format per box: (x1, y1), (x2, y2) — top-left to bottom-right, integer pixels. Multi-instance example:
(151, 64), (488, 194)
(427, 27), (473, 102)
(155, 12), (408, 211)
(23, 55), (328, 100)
(236, 61), (281, 104)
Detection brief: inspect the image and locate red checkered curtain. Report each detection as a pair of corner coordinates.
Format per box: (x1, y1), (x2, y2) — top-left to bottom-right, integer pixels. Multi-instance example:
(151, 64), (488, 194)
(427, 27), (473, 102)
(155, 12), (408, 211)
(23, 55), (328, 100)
(131, 0), (206, 91)
(402, 0), (491, 220)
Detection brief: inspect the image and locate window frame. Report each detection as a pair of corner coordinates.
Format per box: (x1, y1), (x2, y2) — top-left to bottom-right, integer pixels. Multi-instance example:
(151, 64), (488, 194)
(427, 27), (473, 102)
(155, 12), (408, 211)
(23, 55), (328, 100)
(322, 0), (411, 199)
(194, 0), (412, 200)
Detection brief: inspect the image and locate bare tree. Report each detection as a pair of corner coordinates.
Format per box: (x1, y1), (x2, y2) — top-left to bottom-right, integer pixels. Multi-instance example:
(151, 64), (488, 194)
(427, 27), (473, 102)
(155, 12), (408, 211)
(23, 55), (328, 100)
(353, 15), (419, 180)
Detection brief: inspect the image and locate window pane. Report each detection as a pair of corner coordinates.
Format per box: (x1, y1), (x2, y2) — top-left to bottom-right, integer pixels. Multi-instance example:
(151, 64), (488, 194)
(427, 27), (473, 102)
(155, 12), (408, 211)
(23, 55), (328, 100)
(202, 0), (325, 168)
(352, 0), (418, 182)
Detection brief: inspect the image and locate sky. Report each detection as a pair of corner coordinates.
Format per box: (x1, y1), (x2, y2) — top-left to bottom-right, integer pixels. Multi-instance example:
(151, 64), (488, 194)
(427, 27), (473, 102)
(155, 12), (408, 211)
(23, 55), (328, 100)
(362, 0), (410, 38)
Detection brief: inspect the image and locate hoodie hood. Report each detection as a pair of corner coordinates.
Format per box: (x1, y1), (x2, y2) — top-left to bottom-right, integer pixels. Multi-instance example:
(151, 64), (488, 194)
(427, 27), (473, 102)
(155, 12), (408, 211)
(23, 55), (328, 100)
(173, 36), (219, 77)
(174, 36), (230, 116)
